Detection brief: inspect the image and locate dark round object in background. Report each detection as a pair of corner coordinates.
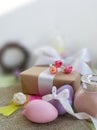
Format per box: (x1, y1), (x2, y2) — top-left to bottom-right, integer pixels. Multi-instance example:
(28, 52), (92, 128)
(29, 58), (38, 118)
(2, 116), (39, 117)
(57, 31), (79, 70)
(0, 42), (30, 73)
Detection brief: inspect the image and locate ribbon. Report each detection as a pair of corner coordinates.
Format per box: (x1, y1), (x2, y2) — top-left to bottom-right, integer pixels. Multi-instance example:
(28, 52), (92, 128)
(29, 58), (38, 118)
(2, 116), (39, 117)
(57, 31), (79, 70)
(38, 69), (56, 95)
(38, 67), (62, 95)
(34, 46), (92, 75)
(42, 86), (70, 101)
(42, 86), (97, 130)
(36, 47), (92, 94)
(0, 100), (21, 116)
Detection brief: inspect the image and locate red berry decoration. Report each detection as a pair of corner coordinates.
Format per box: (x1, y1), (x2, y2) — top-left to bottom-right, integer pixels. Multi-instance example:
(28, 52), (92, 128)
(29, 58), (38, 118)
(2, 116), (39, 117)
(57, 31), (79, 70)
(54, 60), (62, 68)
(63, 65), (73, 74)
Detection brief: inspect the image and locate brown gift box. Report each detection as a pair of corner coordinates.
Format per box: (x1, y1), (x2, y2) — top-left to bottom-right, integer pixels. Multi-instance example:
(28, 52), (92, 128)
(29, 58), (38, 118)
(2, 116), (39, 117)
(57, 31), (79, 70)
(20, 66), (81, 95)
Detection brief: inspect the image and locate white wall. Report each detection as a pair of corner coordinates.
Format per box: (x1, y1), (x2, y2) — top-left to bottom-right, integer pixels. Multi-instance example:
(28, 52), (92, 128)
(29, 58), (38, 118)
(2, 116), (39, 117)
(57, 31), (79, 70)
(0, 0), (97, 67)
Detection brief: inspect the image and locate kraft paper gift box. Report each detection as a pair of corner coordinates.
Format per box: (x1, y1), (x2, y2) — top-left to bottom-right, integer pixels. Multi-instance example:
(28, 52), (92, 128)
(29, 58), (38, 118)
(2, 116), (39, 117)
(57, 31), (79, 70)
(20, 66), (81, 95)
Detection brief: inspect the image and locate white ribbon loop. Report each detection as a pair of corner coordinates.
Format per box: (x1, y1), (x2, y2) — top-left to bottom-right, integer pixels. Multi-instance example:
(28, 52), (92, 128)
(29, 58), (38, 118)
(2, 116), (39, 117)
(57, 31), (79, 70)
(58, 89), (69, 99)
(52, 86), (57, 98)
(42, 86), (97, 130)
(42, 86), (69, 101)
(34, 46), (92, 75)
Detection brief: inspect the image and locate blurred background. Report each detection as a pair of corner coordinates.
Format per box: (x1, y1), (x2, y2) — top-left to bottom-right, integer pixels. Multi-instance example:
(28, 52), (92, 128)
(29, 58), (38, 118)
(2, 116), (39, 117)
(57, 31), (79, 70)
(0, 0), (97, 69)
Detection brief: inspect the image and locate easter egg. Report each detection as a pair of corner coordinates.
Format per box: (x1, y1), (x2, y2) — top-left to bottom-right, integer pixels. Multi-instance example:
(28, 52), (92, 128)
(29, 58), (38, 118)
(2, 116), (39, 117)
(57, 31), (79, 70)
(49, 84), (74, 115)
(22, 99), (58, 123)
(28, 95), (42, 102)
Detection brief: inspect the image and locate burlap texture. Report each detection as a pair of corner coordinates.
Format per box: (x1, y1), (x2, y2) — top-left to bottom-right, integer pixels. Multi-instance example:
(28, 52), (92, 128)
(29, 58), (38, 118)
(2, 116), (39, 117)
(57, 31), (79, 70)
(0, 84), (91, 130)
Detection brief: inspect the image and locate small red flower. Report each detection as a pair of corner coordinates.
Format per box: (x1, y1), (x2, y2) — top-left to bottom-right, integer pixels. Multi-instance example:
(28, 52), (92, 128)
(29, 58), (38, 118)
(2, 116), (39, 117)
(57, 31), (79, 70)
(63, 65), (73, 74)
(54, 60), (63, 68)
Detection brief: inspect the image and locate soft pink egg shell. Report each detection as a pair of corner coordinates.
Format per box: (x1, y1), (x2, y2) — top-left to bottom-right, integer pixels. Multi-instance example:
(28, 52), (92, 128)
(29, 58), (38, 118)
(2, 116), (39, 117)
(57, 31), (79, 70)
(22, 99), (58, 123)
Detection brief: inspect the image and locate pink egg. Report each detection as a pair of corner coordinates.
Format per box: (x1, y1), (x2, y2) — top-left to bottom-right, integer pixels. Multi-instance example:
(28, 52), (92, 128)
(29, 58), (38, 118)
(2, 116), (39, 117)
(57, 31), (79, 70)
(22, 99), (58, 123)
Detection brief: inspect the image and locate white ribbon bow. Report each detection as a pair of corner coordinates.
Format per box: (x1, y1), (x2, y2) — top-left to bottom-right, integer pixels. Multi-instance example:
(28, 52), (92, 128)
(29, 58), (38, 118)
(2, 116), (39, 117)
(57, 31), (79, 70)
(42, 86), (70, 102)
(34, 46), (92, 75)
(42, 86), (97, 130)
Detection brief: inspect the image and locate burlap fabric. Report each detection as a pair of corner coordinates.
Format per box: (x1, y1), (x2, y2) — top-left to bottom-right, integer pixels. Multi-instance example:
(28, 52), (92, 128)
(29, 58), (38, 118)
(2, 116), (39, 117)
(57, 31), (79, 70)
(0, 84), (91, 130)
